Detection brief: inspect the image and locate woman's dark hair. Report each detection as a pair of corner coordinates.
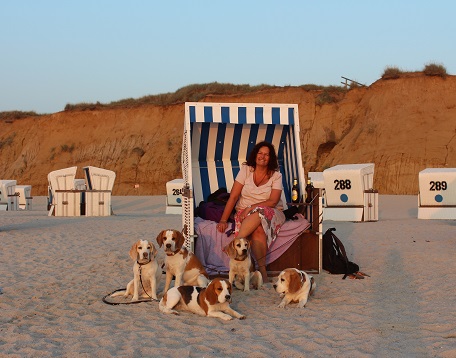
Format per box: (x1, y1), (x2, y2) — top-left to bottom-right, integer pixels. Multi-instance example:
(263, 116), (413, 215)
(244, 141), (279, 173)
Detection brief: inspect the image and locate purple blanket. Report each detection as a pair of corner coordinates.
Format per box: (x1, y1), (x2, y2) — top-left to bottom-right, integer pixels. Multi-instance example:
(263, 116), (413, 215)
(194, 214), (310, 275)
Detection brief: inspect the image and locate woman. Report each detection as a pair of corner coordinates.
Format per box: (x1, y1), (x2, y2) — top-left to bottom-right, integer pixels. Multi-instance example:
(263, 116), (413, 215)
(216, 141), (286, 281)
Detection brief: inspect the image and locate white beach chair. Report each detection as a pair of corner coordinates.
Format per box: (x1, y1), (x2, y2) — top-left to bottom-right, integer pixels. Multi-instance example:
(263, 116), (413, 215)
(165, 178), (184, 214)
(15, 185), (32, 210)
(181, 102), (323, 274)
(83, 166), (116, 216)
(323, 163), (378, 221)
(47, 166), (80, 216)
(0, 180), (18, 211)
(418, 168), (456, 219)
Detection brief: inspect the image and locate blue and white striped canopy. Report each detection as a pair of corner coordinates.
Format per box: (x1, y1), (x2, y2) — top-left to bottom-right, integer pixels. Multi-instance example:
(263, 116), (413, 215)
(183, 102), (304, 210)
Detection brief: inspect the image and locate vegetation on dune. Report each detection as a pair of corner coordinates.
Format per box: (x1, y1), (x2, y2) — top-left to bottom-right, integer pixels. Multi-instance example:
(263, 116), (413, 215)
(381, 66), (403, 79)
(0, 62), (450, 117)
(63, 82), (344, 112)
(382, 62), (448, 80)
(423, 63), (447, 78)
(0, 110), (42, 121)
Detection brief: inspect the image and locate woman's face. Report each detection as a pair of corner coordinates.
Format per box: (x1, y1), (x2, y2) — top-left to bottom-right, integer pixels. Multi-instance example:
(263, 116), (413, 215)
(256, 146), (270, 167)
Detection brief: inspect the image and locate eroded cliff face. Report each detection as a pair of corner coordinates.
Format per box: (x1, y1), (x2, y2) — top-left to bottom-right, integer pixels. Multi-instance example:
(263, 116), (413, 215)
(1, 74), (455, 195)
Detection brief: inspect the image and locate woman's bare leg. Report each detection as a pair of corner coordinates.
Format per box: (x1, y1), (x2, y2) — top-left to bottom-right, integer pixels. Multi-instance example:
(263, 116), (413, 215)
(250, 226), (268, 281)
(236, 212), (261, 238)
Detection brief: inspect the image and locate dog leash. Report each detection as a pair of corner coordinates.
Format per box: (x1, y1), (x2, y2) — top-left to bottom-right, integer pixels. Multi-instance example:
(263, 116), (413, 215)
(102, 289), (158, 305)
(102, 261), (159, 305)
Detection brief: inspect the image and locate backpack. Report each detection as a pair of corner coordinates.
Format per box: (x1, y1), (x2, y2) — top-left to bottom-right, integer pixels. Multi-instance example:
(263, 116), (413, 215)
(322, 227), (360, 279)
(283, 205), (299, 220)
(195, 188), (234, 223)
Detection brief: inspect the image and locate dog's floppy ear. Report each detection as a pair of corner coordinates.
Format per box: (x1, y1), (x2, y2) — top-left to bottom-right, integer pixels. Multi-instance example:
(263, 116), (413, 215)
(155, 230), (166, 247)
(175, 230), (185, 248)
(205, 280), (219, 305)
(288, 270), (304, 294)
(223, 239), (237, 259)
(149, 241), (158, 257)
(129, 241), (139, 261)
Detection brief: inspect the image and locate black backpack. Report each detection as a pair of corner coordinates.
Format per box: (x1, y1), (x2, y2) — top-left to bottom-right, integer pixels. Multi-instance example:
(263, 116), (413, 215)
(322, 228), (360, 279)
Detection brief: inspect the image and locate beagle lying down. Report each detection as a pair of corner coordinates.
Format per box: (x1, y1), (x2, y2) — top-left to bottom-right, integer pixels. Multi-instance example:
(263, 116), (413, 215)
(159, 278), (246, 320)
(273, 268), (316, 308)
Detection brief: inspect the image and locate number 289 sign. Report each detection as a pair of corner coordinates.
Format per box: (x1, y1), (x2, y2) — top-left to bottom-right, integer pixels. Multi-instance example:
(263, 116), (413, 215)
(334, 179), (352, 190)
(429, 181), (447, 191)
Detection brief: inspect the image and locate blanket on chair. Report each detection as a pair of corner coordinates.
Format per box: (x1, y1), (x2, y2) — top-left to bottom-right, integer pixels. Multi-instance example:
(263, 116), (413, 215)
(194, 214), (310, 276)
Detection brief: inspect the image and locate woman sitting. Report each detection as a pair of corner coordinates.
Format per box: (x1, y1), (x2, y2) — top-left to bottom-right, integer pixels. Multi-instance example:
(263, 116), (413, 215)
(216, 141), (286, 281)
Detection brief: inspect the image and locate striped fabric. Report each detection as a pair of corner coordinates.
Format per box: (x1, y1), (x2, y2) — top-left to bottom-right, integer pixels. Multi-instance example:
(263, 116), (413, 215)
(182, 102), (305, 249)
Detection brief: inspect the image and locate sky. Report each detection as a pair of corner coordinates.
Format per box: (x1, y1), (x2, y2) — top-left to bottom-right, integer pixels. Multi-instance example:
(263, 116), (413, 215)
(1, 1), (454, 114)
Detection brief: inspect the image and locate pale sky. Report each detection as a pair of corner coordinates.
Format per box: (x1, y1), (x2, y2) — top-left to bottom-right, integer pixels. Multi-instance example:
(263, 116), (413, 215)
(1, 0), (454, 114)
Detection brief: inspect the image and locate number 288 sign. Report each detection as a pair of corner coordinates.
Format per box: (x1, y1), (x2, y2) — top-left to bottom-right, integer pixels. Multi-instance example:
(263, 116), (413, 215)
(334, 179), (352, 190)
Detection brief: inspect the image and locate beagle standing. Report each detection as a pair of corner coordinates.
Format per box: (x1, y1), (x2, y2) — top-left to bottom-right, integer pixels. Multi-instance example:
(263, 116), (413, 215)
(113, 239), (161, 301)
(224, 237), (262, 291)
(156, 229), (209, 294)
(273, 268), (316, 308)
(159, 277), (246, 320)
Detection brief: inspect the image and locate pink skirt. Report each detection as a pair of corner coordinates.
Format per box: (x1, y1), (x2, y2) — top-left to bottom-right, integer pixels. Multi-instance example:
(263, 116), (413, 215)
(234, 206), (286, 247)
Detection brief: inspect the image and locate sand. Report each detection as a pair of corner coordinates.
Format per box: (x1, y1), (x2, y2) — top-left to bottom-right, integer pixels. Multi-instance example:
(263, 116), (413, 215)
(1, 195), (455, 357)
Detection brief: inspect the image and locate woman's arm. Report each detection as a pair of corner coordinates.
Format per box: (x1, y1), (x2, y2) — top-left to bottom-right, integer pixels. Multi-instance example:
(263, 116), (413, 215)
(217, 180), (243, 232)
(240, 188), (282, 219)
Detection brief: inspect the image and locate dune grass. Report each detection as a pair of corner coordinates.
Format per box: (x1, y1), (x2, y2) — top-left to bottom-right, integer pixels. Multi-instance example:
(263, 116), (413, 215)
(1, 63), (450, 117)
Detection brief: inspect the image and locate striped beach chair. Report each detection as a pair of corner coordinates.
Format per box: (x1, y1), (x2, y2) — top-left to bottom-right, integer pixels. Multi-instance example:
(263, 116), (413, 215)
(182, 102), (322, 273)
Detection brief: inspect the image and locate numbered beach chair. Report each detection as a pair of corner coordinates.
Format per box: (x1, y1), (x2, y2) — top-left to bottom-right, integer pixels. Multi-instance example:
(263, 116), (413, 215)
(181, 102), (322, 275)
(418, 168), (456, 219)
(323, 163), (378, 221)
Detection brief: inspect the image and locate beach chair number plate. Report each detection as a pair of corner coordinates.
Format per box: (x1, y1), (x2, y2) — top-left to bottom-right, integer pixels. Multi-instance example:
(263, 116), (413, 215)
(429, 181), (447, 191)
(334, 179), (352, 190)
(172, 188), (183, 195)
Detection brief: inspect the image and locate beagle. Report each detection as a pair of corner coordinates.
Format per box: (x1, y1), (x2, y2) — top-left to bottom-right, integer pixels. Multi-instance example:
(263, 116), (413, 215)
(223, 237), (262, 291)
(156, 229), (209, 294)
(273, 268), (316, 308)
(159, 277), (246, 320)
(112, 239), (161, 301)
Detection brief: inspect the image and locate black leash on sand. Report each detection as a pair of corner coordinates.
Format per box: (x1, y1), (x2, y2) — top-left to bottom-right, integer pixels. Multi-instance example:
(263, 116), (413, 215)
(102, 263), (159, 305)
(102, 289), (157, 305)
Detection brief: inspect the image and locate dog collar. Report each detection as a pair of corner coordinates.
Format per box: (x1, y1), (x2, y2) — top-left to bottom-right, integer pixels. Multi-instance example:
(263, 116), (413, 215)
(137, 259), (151, 266)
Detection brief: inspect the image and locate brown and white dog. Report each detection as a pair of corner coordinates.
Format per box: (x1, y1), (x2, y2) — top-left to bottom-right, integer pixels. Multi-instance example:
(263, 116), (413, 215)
(159, 277), (246, 320)
(112, 239), (161, 301)
(273, 268), (316, 308)
(156, 229), (209, 294)
(224, 237), (262, 291)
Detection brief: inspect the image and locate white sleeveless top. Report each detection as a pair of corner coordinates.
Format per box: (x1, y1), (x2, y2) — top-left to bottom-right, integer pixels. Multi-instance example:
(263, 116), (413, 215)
(235, 164), (283, 211)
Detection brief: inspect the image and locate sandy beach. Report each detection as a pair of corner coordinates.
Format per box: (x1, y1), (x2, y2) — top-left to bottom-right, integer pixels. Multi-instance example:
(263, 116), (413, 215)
(1, 195), (455, 357)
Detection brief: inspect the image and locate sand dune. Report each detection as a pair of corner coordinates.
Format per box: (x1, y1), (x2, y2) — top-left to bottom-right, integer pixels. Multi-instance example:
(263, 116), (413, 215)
(1, 195), (455, 357)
